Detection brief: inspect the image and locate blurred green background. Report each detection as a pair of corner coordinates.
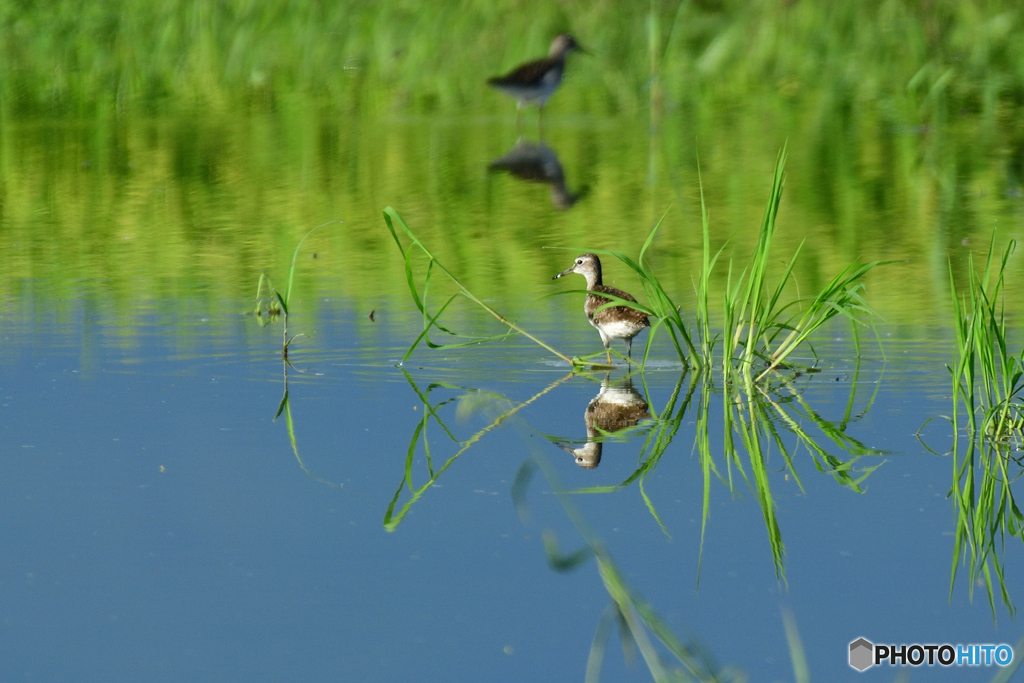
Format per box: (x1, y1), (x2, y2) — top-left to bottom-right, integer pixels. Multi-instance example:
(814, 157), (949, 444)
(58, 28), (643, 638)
(2, 0), (1023, 333)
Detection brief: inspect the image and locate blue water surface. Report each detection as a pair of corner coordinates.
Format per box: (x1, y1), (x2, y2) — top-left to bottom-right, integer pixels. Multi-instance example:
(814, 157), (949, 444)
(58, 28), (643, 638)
(1, 303), (1020, 682)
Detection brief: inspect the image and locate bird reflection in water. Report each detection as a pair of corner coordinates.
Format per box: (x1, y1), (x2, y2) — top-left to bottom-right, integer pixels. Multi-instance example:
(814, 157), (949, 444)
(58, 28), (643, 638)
(558, 374), (651, 468)
(488, 138), (586, 210)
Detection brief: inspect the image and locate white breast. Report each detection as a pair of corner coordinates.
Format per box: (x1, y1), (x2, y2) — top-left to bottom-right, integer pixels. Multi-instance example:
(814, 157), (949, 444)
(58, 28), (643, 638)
(597, 319), (643, 340)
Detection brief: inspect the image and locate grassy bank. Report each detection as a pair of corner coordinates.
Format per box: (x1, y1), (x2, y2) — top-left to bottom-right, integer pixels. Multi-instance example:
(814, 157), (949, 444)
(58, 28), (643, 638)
(3, 0), (1024, 121)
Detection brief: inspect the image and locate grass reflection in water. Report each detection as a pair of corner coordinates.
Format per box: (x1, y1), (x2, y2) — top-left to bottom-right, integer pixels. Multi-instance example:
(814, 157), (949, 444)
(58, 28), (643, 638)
(382, 370), (573, 532)
(262, 350), (1024, 681)
(388, 360), (884, 575)
(379, 359), (888, 681)
(919, 233), (1024, 619)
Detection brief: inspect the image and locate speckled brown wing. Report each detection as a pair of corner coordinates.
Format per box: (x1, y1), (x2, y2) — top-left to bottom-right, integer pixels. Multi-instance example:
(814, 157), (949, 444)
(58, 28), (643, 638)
(586, 285), (650, 328)
(488, 57), (559, 87)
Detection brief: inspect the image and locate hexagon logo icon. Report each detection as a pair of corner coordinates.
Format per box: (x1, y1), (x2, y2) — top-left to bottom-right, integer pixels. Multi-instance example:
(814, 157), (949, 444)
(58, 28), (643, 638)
(849, 638), (874, 671)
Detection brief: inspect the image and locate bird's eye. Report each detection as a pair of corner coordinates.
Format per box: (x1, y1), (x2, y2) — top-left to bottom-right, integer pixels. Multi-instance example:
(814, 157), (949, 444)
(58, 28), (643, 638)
(576, 259), (583, 265)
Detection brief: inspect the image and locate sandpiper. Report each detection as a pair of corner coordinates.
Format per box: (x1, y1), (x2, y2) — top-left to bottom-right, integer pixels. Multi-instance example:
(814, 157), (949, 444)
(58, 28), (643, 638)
(487, 35), (586, 124)
(553, 253), (650, 364)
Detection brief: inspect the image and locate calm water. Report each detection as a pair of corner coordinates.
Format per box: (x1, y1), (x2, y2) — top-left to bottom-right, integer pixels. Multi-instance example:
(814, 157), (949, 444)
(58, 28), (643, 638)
(4, 7), (1024, 681)
(1, 309), (1020, 682)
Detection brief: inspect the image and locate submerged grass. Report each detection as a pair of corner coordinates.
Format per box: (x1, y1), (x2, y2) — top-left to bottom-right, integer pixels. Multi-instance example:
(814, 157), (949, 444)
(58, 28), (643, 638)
(272, 359), (341, 488)
(383, 363), (1014, 680)
(694, 363), (884, 583)
(948, 437), (1022, 618)
(515, 415), (896, 683)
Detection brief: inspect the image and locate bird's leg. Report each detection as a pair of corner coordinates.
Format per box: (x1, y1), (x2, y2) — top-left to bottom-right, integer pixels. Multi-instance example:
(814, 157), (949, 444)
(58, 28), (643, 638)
(598, 331), (612, 366)
(626, 337), (633, 364)
(515, 104), (522, 130)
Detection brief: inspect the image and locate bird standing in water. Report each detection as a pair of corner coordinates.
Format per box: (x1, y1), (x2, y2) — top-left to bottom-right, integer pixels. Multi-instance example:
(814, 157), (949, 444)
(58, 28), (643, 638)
(487, 34), (586, 126)
(554, 253), (650, 364)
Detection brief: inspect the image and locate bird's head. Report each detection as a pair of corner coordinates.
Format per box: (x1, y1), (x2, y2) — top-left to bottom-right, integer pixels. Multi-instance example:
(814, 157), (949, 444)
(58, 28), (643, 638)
(554, 253), (602, 282)
(549, 34), (588, 58)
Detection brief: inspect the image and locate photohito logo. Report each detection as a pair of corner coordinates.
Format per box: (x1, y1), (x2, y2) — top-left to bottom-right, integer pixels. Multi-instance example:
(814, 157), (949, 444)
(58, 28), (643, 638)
(849, 638), (1014, 671)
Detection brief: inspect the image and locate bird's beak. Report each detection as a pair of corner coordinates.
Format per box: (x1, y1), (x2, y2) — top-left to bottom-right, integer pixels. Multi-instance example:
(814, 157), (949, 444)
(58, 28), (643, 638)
(553, 266), (575, 280)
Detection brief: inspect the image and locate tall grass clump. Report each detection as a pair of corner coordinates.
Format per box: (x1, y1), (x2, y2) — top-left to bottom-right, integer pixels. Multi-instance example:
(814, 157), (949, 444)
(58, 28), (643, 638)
(710, 147), (884, 380)
(384, 146), (884, 380)
(949, 235), (1024, 441)
(945, 232), (1024, 618)
(553, 146), (882, 376)
(387, 362), (883, 581)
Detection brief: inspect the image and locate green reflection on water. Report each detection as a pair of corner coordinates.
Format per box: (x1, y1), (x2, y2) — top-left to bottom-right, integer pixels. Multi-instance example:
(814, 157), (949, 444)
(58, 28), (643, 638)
(2, 1), (1023, 335)
(385, 362), (885, 584)
(368, 360), (1020, 680)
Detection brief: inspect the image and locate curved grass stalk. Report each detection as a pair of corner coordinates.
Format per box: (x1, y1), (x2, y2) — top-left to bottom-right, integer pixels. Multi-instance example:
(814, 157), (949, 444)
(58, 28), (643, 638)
(383, 206), (575, 365)
(695, 154), (725, 368)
